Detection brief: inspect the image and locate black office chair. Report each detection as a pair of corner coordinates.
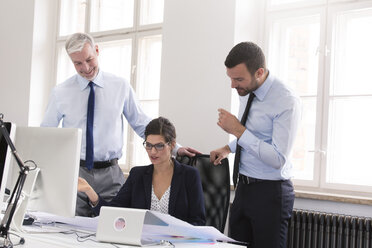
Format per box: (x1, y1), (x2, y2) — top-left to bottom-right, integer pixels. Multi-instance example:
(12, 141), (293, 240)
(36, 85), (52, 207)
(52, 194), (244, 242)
(177, 154), (230, 232)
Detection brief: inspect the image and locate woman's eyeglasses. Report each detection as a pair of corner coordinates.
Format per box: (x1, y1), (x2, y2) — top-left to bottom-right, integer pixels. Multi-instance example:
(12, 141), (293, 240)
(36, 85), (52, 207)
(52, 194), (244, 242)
(143, 141), (169, 151)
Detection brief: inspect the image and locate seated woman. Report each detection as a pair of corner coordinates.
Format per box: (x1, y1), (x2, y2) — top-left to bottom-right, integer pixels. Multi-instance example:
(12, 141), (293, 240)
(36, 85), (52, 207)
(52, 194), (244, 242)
(78, 117), (206, 226)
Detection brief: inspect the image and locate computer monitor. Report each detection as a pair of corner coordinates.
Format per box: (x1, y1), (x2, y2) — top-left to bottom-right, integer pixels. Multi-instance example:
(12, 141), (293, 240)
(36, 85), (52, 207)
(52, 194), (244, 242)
(5, 127), (82, 218)
(0, 122), (16, 212)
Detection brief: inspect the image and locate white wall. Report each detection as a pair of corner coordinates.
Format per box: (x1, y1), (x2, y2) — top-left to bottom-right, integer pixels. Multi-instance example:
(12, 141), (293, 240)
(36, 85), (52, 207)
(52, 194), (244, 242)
(160, 0), (267, 154)
(28, 0), (59, 126)
(160, 0), (237, 154)
(0, 0), (58, 126)
(0, 0), (35, 126)
(234, 0), (266, 45)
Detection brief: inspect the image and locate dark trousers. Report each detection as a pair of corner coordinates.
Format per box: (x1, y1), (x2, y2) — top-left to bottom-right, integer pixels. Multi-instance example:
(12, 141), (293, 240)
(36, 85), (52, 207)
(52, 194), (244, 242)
(229, 179), (295, 248)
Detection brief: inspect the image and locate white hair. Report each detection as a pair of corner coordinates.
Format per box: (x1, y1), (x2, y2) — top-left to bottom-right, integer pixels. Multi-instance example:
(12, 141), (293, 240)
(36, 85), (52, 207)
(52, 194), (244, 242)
(65, 33), (95, 54)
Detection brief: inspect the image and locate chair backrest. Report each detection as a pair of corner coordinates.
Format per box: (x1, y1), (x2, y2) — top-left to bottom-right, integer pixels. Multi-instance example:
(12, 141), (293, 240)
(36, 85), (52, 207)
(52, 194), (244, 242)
(176, 154), (230, 232)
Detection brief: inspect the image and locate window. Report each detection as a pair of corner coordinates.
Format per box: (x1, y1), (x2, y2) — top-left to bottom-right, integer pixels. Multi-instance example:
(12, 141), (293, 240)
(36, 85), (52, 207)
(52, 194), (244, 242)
(90, 0), (134, 32)
(132, 34), (162, 166)
(267, 8), (321, 184)
(56, 0), (164, 170)
(266, 0), (372, 196)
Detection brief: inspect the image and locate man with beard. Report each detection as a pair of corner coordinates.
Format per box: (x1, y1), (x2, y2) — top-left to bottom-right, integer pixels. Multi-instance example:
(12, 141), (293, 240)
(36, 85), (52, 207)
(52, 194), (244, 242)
(41, 33), (199, 217)
(210, 42), (301, 247)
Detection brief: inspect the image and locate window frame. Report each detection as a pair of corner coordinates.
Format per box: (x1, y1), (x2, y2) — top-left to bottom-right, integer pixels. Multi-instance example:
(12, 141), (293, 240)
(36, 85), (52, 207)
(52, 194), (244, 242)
(265, 6), (327, 188)
(265, 0), (372, 198)
(319, 0), (372, 194)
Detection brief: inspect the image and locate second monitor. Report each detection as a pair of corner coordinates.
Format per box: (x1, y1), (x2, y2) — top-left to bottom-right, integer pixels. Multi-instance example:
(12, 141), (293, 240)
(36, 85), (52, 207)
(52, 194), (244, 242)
(6, 126), (82, 218)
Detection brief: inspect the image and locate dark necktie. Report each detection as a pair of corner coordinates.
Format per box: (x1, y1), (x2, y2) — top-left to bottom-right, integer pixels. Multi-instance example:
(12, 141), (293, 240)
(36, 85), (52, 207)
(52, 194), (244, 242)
(86, 81), (95, 170)
(233, 92), (255, 188)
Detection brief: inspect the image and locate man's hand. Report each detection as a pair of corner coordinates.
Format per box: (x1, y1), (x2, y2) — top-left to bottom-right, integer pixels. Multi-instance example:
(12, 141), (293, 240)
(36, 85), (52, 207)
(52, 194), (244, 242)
(210, 145), (231, 165)
(217, 108), (246, 138)
(177, 146), (202, 157)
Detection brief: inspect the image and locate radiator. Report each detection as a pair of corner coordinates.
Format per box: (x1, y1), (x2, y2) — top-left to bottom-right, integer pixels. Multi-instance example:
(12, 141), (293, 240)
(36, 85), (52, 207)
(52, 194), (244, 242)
(287, 209), (372, 248)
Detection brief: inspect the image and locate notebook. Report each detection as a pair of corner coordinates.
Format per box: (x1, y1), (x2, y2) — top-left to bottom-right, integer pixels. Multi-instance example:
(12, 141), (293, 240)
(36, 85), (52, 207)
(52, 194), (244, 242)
(96, 206), (166, 246)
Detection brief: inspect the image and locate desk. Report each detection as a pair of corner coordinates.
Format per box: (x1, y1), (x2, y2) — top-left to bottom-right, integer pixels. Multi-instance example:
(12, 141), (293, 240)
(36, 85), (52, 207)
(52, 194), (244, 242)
(10, 231), (245, 248)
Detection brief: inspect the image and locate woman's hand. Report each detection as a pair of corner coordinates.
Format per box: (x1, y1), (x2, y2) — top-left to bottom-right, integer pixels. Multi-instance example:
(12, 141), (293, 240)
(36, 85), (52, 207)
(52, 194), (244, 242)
(78, 177), (99, 205)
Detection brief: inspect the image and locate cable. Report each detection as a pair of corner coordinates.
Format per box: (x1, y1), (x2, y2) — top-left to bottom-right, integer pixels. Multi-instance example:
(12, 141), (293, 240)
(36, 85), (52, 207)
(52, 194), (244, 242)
(60, 230), (99, 244)
(59, 229), (175, 247)
(23, 160), (38, 170)
(7, 232), (25, 246)
(160, 240), (175, 247)
(75, 232), (97, 243)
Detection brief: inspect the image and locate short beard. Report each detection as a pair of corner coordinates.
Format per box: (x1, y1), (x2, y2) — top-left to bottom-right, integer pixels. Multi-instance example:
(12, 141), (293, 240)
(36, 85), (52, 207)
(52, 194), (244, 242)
(236, 78), (259, 96)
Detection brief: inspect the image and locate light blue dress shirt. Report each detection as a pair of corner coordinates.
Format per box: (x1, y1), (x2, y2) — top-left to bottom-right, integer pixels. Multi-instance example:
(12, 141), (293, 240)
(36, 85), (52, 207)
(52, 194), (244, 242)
(228, 72), (301, 180)
(41, 70), (152, 162)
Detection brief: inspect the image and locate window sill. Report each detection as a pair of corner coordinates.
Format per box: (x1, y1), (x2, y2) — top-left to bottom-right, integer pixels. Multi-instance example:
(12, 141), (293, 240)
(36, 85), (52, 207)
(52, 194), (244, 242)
(294, 190), (372, 206)
(230, 185), (372, 206)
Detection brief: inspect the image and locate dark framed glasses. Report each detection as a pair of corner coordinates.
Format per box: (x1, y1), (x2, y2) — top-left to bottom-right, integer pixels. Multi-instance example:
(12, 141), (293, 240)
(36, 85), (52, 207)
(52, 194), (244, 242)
(143, 141), (169, 151)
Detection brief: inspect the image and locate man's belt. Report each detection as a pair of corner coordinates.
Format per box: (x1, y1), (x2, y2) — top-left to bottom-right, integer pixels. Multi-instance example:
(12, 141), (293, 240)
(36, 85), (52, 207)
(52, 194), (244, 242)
(80, 158), (118, 169)
(237, 174), (287, 185)
(238, 174), (286, 185)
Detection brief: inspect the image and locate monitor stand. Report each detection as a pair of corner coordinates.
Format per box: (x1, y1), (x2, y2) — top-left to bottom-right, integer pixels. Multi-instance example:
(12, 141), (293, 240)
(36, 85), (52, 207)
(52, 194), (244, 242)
(6, 168), (39, 233)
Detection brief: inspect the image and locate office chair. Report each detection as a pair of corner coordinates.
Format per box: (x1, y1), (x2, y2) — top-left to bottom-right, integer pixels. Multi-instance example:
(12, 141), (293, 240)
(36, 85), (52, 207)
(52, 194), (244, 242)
(176, 154), (230, 232)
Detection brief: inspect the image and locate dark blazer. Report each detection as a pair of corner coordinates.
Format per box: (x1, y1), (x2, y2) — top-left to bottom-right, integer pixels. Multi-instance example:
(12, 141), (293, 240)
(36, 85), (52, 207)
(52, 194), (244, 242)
(93, 160), (206, 226)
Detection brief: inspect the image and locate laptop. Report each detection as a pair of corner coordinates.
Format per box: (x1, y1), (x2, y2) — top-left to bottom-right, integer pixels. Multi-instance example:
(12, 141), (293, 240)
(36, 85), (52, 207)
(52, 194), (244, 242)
(96, 206), (167, 246)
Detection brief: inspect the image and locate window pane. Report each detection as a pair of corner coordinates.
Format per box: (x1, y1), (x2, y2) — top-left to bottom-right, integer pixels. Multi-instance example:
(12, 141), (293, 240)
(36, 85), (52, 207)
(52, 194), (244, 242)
(132, 100), (158, 166)
(292, 97), (316, 180)
(327, 97), (372, 186)
(136, 35), (162, 100)
(90, 0), (134, 32)
(330, 8), (372, 95)
(118, 120), (129, 168)
(269, 14), (320, 96)
(140, 0), (164, 25)
(132, 133), (150, 167)
(269, 14), (319, 181)
(56, 44), (76, 85)
(96, 40), (132, 167)
(140, 100), (159, 119)
(59, 0), (86, 36)
(97, 39), (132, 81)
